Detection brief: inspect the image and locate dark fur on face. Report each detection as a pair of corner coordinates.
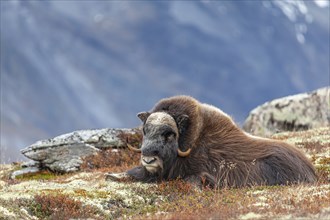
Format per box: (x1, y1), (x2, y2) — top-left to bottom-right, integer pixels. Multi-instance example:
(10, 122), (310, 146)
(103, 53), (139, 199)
(133, 112), (179, 180)
(125, 96), (317, 188)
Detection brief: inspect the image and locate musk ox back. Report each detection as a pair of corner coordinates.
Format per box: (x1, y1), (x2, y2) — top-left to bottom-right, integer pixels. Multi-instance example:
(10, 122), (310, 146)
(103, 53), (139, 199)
(109, 95), (317, 188)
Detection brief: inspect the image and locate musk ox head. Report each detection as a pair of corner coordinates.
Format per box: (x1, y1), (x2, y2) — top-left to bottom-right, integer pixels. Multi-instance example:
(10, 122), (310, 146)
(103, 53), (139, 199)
(128, 111), (191, 176)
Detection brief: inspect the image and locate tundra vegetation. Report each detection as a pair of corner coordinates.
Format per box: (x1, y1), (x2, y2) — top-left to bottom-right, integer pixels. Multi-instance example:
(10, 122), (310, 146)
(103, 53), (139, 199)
(0, 127), (329, 220)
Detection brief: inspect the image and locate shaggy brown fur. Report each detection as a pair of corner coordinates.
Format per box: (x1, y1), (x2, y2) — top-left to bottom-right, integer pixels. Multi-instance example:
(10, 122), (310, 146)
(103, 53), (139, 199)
(127, 96), (317, 188)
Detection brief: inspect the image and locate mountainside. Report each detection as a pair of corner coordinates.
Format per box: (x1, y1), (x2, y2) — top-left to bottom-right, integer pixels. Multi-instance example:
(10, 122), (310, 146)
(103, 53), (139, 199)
(1, 0), (329, 162)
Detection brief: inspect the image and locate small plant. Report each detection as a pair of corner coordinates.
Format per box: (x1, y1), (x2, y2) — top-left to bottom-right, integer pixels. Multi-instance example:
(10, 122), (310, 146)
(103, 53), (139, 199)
(29, 193), (100, 220)
(157, 179), (194, 196)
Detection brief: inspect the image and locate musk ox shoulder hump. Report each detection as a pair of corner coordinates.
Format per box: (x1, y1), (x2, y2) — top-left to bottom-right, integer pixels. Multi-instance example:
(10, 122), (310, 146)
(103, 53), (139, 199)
(201, 103), (236, 124)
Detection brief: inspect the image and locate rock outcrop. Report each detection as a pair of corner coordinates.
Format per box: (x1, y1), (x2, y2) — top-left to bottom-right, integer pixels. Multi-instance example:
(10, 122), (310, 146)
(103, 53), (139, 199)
(15, 128), (142, 175)
(243, 87), (329, 136)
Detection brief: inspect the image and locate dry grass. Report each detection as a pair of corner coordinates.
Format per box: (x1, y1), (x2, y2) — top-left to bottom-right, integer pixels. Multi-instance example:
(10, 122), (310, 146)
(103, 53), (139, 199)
(81, 148), (141, 173)
(128, 180), (329, 220)
(28, 193), (101, 220)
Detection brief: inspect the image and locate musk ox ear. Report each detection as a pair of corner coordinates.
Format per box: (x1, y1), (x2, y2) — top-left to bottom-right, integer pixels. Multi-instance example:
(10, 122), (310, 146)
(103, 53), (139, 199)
(176, 114), (189, 134)
(137, 112), (150, 123)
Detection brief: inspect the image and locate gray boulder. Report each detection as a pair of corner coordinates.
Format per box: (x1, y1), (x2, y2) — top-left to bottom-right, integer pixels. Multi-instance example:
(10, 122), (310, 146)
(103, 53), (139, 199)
(243, 87), (330, 136)
(20, 128), (141, 173)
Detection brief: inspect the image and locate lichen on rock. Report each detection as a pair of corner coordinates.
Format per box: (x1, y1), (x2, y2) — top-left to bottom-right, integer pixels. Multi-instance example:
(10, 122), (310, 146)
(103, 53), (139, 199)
(243, 87), (329, 136)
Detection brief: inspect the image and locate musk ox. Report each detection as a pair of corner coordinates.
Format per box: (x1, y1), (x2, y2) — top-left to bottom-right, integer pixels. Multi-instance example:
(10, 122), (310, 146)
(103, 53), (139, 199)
(108, 96), (317, 188)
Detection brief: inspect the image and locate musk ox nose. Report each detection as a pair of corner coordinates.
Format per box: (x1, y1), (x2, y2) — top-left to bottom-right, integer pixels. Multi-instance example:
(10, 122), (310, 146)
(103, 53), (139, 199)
(141, 147), (159, 157)
(142, 157), (157, 164)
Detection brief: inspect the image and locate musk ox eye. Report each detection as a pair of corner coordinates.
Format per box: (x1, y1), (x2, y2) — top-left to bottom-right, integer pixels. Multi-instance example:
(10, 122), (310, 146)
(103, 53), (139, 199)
(162, 130), (175, 139)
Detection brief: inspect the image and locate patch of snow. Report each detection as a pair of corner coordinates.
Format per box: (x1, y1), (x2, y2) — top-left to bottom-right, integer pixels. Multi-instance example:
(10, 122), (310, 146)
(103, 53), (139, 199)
(272, 0), (314, 44)
(314, 0), (329, 8)
(273, 0), (309, 22)
(296, 33), (305, 44)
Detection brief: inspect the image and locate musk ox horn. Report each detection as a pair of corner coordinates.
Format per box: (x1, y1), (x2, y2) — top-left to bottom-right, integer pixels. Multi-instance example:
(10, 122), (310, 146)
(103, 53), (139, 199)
(127, 144), (142, 153)
(177, 147), (191, 157)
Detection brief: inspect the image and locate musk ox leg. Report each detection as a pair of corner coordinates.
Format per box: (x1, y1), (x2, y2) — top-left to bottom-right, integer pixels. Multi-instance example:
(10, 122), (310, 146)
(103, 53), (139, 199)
(105, 172), (131, 182)
(116, 166), (160, 183)
(105, 166), (147, 182)
(184, 175), (203, 189)
(184, 173), (217, 189)
(105, 166), (148, 182)
(126, 166), (149, 180)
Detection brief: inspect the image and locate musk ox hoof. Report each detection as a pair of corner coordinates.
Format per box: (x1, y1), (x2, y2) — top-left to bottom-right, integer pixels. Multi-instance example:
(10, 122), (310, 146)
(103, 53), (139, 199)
(105, 172), (131, 182)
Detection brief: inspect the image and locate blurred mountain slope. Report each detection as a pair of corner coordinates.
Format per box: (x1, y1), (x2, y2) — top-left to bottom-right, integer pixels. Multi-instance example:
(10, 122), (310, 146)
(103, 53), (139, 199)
(1, 0), (329, 162)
